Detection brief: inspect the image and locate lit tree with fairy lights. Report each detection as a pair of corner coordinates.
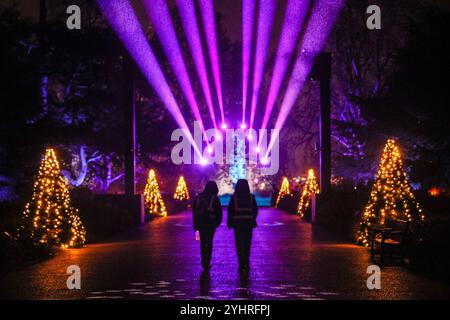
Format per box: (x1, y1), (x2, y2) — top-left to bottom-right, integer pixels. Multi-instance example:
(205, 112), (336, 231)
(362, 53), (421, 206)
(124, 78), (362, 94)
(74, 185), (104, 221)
(229, 136), (246, 185)
(275, 177), (291, 207)
(297, 169), (320, 218)
(357, 139), (425, 246)
(19, 148), (86, 248)
(173, 176), (190, 201)
(144, 169), (167, 216)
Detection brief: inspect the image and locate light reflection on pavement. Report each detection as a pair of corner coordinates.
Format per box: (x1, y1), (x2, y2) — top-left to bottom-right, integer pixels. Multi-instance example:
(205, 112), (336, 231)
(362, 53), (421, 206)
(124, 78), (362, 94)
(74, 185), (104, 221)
(1, 208), (450, 300)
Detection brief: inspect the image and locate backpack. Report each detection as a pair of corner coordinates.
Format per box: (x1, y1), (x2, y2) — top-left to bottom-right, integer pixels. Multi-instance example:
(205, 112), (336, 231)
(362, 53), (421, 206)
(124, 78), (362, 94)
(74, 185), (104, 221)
(196, 195), (217, 220)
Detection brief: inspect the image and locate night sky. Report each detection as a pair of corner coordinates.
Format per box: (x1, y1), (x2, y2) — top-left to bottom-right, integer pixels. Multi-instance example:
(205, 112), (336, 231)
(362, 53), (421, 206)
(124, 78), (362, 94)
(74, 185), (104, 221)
(7, 0), (449, 42)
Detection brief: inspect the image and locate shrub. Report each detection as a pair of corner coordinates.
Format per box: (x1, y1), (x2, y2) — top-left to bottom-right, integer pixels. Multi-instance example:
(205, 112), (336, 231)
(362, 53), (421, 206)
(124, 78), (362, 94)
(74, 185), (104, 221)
(71, 189), (136, 242)
(316, 181), (370, 241)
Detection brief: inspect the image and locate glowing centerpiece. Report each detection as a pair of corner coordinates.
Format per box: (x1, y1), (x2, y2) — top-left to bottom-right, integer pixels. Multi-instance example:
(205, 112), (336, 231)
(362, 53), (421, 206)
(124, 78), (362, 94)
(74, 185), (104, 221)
(357, 139), (425, 246)
(229, 135), (247, 184)
(275, 177), (291, 207)
(19, 148), (86, 248)
(144, 169), (167, 216)
(174, 176), (190, 201)
(297, 169), (320, 218)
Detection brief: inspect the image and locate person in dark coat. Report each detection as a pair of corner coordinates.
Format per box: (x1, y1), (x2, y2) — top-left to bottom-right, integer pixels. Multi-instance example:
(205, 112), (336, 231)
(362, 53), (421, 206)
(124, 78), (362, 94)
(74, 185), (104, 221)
(227, 179), (258, 273)
(193, 181), (223, 270)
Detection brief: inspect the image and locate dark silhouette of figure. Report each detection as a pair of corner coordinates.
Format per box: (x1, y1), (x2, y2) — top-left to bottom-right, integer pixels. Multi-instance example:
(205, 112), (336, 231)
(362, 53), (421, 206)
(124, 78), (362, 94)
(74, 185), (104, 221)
(227, 179), (258, 273)
(199, 270), (211, 297)
(193, 181), (222, 269)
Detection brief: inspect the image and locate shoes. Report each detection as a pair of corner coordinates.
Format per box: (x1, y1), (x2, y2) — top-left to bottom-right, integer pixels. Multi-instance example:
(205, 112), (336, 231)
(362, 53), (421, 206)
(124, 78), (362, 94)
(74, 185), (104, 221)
(238, 264), (250, 274)
(202, 261), (211, 270)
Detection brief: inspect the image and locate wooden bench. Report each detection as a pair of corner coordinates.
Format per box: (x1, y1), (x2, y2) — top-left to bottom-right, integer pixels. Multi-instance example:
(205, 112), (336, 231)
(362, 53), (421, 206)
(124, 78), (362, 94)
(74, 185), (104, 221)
(368, 219), (409, 262)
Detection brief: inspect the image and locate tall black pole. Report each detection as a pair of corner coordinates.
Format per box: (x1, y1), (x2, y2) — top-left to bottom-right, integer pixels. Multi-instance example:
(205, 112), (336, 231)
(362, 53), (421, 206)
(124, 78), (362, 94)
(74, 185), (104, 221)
(318, 52), (332, 196)
(39, 0), (47, 23)
(124, 57), (136, 197)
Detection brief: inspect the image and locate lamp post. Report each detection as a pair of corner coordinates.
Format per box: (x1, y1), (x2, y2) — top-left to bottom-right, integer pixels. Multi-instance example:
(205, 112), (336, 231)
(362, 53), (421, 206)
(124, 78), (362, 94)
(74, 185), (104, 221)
(124, 56), (136, 197)
(310, 52), (332, 197)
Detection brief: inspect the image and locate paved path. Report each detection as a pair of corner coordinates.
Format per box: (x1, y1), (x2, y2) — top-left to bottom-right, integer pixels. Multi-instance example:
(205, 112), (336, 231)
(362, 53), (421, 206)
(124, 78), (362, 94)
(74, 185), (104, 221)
(1, 208), (450, 300)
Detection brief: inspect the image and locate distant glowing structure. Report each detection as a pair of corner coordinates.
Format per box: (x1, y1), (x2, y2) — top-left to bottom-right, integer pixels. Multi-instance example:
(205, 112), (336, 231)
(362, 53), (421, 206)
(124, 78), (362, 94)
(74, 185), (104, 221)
(20, 148), (86, 248)
(174, 176), (190, 201)
(229, 136), (247, 184)
(144, 169), (167, 217)
(297, 169), (320, 218)
(275, 177), (291, 207)
(357, 139), (425, 246)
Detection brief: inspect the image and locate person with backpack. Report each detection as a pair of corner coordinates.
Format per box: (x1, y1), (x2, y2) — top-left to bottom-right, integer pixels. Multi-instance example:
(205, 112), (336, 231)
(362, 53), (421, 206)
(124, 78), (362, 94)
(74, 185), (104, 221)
(227, 179), (258, 274)
(193, 181), (223, 270)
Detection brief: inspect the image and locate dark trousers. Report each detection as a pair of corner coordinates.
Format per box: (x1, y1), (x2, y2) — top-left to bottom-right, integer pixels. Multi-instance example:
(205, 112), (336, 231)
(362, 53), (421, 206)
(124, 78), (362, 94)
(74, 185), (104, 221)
(199, 228), (216, 267)
(233, 227), (253, 267)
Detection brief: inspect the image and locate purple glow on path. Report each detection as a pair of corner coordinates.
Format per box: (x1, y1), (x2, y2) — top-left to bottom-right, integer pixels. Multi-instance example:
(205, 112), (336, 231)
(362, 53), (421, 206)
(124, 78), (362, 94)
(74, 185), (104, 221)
(176, 0), (218, 129)
(249, 0), (276, 131)
(242, 0), (256, 124)
(266, 0), (344, 154)
(260, 0), (310, 134)
(199, 0), (225, 123)
(142, 0), (210, 132)
(96, 0), (201, 157)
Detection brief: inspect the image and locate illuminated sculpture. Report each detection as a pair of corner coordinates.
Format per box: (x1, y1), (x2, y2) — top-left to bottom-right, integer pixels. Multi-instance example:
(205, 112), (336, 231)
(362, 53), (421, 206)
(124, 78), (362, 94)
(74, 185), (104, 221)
(229, 136), (246, 184)
(357, 139), (425, 246)
(297, 169), (320, 218)
(20, 148), (86, 248)
(174, 176), (190, 201)
(144, 169), (167, 216)
(275, 177), (291, 207)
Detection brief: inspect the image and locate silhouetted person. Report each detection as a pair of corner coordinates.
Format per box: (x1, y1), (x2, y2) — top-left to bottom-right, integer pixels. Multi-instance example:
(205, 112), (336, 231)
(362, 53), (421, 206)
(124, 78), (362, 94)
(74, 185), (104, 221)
(227, 179), (258, 273)
(193, 181), (222, 270)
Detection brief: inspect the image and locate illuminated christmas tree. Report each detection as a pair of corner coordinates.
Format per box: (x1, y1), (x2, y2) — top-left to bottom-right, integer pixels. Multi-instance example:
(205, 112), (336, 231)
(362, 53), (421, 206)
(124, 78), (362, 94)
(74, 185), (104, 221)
(144, 169), (167, 216)
(275, 177), (291, 207)
(20, 148), (86, 248)
(357, 139), (425, 246)
(297, 169), (320, 218)
(173, 176), (190, 201)
(229, 136), (246, 185)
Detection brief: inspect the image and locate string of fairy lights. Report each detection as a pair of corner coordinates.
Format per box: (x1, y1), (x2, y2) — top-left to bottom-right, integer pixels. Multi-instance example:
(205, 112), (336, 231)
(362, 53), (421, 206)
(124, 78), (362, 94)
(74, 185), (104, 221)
(173, 176), (190, 201)
(19, 148), (86, 248)
(297, 169), (320, 218)
(275, 177), (291, 207)
(274, 170), (319, 217)
(357, 139), (425, 246)
(144, 169), (168, 217)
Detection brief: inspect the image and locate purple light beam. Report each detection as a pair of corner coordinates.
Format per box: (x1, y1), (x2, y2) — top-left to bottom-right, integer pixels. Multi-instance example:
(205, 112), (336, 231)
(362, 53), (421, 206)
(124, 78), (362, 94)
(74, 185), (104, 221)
(266, 0), (344, 155)
(249, 0), (276, 131)
(260, 0), (310, 135)
(142, 0), (212, 132)
(242, 0), (256, 124)
(176, 0), (218, 130)
(198, 0), (225, 124)
(96, 0), (201, 157)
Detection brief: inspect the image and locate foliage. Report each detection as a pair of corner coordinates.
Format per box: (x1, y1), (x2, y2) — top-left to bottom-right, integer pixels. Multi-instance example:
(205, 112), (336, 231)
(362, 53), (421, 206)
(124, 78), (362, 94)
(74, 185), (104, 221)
(173, 176), (190, 201)
(275, 177), (291, 207)
(144, 169), (167, 216)
(297, 169), (320, 218)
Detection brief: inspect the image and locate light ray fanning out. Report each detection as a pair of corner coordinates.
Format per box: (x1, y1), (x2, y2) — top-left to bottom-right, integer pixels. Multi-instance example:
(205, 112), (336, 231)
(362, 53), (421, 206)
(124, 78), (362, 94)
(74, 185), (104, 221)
(142, 0), (211, 132)
(96, 0), (201, 157)
(266, 0), (344, 155)
(198, 0), (225, 124)
(249, 0), (276, 131)
(176, 0), (218, 130)
(260, 0), (310, 135)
